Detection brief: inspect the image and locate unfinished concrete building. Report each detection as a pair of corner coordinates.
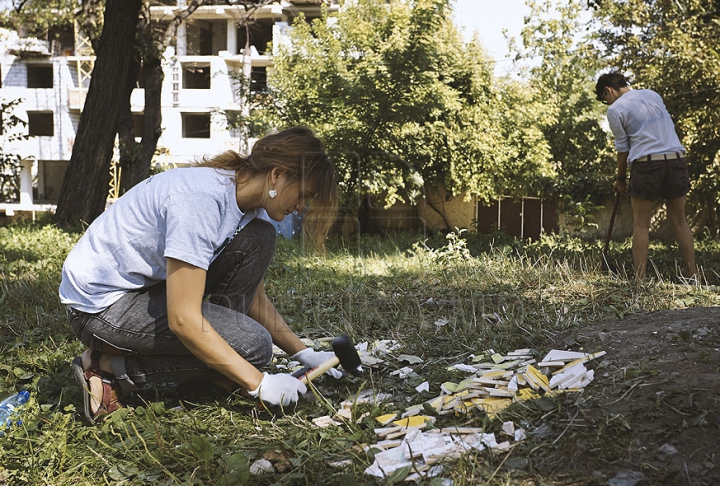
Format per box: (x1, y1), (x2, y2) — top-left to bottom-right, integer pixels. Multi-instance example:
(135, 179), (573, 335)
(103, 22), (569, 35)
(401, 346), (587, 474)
(0, 1), (338, 217)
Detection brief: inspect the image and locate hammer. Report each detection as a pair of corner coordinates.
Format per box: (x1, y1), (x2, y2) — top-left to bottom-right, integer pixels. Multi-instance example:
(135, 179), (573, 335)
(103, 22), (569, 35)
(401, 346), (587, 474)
(293, 335), (363, 384)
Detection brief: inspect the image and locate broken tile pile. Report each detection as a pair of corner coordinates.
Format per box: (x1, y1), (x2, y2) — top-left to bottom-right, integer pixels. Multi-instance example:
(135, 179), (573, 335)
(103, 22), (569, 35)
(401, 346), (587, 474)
(388, 348), (607, 420)
(358, 348), (605, 479)
(356, 339), (403, 368)
(294, 340), (606, 480)
(365, 422), (525, 480)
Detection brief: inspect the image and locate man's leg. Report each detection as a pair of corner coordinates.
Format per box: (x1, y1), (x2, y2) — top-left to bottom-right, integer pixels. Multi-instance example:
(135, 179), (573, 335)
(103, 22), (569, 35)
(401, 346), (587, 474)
(665, 196), (696, 278)
(631, 197), (654, 280)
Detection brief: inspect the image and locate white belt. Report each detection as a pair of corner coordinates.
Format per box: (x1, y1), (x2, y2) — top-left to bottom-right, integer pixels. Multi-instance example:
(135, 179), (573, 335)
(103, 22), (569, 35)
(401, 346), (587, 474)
(635, 152), (684, 162)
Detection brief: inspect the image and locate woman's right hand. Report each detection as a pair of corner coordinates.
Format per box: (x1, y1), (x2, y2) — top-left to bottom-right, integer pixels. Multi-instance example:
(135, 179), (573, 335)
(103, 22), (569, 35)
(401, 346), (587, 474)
(614, 179), (627, 195)
(248, 372), (307, 407)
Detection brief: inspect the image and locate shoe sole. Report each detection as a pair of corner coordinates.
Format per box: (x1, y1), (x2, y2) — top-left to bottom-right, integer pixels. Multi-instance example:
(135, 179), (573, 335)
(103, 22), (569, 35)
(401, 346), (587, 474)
(71, 356), (95, 424)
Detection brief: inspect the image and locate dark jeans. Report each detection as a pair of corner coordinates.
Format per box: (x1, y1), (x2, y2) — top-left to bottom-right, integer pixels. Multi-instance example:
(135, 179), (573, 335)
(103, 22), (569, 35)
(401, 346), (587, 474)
(68, 218), (277, 387)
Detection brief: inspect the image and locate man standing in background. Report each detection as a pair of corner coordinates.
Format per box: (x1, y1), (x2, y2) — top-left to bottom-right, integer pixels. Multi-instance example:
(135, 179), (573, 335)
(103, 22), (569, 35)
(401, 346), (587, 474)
(595, 71), (696, 281)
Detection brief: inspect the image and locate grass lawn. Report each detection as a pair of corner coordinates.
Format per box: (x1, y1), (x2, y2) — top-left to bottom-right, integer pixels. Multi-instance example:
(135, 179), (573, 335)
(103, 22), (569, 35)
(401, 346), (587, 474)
(1, 222), (718, 485)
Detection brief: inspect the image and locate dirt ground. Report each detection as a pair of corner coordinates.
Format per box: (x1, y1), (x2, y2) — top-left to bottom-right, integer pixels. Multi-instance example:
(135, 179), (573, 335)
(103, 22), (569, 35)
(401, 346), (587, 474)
(543, 306), (720, 485)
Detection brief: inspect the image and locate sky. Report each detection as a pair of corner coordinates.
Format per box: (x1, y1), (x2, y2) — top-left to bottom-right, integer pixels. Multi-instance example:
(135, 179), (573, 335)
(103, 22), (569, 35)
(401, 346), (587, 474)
(451, 0), (531, 73)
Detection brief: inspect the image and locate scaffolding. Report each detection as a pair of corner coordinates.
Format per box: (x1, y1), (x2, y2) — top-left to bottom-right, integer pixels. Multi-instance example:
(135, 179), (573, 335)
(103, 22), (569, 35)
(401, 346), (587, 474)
(73, 21), (94, 89)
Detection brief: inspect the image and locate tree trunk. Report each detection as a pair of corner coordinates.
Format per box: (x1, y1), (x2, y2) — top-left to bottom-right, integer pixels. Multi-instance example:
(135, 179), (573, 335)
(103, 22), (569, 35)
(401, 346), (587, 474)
(117, 49), (141, 195)
(117, 56), (163, 192)
(135, 54), (164, 185)
(53, 0), (142, 227)
(116, 1), (207, 193)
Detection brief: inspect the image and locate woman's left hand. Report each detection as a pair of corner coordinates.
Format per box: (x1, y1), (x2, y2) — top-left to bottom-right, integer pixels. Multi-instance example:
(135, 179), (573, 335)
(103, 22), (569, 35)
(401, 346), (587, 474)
(292, 348), (344, 379)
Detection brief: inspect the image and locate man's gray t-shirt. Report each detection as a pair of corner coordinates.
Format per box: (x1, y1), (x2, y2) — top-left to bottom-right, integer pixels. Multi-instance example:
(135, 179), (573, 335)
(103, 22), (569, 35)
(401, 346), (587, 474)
(606, 89), (685, 163)
(59, 167), (269, 313)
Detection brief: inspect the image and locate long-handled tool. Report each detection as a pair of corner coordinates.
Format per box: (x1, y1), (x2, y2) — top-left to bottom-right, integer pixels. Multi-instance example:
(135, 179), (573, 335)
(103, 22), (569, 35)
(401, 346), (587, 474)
(602, 191), (620, 271)
(293, 335), (363, 384)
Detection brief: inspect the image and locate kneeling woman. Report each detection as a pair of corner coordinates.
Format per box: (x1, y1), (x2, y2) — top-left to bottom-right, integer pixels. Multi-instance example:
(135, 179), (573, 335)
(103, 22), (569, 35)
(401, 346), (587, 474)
(60, 127), (342, 422)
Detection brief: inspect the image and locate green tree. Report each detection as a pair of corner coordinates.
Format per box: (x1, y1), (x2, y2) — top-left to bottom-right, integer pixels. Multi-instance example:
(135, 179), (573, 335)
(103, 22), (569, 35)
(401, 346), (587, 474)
(53, 0), (142, 226)
(590, 0), (720, 235)
(6, 0), (270, 224)
(0, 0), (77, 38)
(117, 0), (212, 192)
(0, 98), (32, 203)
(512, 0), (614, 213)
(264, 0), (555, 229)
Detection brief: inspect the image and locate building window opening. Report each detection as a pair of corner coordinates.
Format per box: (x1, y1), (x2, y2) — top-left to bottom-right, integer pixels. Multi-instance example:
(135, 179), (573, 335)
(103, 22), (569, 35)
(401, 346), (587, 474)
(132, 113), (144, 138)
(28, 112), (54, 136)
(182, 113), (211, 138)
(27, 64), (53, 88)
(182, 64), (211, 89)
(250, 66), (267, 94)
(237, 20), (274, 55)
(186, 20), (227, 56)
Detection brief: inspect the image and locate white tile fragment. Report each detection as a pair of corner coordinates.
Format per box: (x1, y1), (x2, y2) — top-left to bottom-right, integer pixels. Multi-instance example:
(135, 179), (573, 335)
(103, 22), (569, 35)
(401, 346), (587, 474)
(481, 433), (498, 449)
(312, 415), (342, 428)
(495, 441), (511, 451)
(542, 350), (588, 362)
(329, 459), (352, 468)
(451, 363), (478, 373)
(507, 375), (519, 393)
(249, 459), (274, 475)
(398, 354), (424, 364)
(390, 366), (414, 378)
(364, 445), (412, 478)
(415, 381), (430, 393)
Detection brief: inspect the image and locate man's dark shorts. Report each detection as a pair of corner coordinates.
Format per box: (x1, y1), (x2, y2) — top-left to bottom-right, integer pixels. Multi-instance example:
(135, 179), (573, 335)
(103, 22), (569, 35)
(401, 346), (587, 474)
(628, 157), (690, 200)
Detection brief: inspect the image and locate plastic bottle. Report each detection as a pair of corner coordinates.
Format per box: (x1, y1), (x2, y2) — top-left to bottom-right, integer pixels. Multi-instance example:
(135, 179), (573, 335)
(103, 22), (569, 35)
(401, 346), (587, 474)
(0, 390), (30, 428)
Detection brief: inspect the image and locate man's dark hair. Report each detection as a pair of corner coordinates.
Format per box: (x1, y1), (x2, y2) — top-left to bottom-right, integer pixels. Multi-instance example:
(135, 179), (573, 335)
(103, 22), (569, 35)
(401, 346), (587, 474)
(595, 71), (629, 102)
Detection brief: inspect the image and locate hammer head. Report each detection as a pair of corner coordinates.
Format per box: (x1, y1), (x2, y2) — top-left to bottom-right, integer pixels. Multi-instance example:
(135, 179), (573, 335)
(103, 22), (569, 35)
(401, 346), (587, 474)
(332, 335), (363, 377)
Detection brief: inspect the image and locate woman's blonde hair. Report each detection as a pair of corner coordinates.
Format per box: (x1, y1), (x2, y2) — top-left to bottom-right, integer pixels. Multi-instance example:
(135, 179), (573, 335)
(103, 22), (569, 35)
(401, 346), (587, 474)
(198, 127), (338, 250)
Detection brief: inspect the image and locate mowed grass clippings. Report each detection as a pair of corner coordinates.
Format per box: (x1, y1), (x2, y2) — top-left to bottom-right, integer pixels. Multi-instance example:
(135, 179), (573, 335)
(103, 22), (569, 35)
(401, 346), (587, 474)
(0, 222), (718, 485)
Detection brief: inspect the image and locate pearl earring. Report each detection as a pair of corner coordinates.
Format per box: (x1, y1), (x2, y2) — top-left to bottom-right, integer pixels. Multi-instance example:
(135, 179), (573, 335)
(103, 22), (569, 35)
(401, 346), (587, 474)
(268, 189), (277, 199)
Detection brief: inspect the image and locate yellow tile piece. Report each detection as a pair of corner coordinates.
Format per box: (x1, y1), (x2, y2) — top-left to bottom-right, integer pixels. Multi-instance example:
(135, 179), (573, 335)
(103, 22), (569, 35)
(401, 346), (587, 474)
(514, 388), (541, 401)
(476, 398), (512, 417)
(481, 369), (513, 378)
(524, 373), (539, 390)
(392, 415), (433, 428)
(426, 396), (444, 412)
(527, 365), (551, 391)
(546, 388), (583, 397)
(455, 389), (476, 399)
(442, 398), (458, 411)
(375, 413), (398, 425)
(491, 353), (504, 363)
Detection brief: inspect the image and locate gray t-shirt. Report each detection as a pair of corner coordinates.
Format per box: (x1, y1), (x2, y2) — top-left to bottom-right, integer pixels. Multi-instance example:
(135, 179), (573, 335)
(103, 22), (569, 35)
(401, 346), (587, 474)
(606, 89), (685, 163)
(59, 167), (269, 313)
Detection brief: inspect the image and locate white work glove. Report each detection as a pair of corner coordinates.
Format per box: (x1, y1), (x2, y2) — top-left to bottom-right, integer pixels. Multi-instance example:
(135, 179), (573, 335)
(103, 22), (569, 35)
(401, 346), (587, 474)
(248, 372), (307, 407)
(292, 348), (344, 379)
